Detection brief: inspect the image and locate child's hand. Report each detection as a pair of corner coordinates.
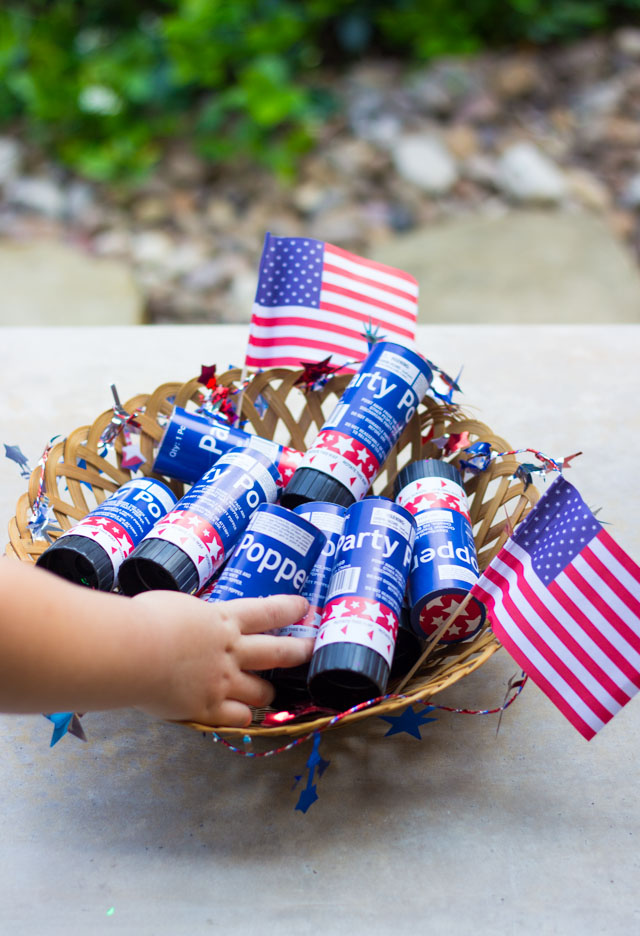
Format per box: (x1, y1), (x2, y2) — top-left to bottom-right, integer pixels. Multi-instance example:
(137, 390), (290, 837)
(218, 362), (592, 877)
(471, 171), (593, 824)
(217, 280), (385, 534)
(130, 591), (312, 727)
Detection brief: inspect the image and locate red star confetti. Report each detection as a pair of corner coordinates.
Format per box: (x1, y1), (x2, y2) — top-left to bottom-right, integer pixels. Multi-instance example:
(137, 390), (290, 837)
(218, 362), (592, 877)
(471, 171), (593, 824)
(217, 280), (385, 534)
(294, 357), (344, 394)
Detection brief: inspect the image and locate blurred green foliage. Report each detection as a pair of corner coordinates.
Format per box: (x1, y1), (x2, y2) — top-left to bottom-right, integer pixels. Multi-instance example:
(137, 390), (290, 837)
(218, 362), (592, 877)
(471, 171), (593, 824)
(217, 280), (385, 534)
(1, 0), (639, 181)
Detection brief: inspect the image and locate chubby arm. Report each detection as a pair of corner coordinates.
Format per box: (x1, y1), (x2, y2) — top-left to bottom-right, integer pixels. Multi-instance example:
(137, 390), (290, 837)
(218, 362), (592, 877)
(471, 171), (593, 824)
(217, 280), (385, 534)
(0, 557), (311, 726)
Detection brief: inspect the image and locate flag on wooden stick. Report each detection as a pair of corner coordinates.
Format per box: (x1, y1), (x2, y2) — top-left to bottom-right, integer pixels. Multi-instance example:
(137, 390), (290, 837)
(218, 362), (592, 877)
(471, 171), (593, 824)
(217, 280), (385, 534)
(471, 476), (640, 740)
(244, 233), (419, 370)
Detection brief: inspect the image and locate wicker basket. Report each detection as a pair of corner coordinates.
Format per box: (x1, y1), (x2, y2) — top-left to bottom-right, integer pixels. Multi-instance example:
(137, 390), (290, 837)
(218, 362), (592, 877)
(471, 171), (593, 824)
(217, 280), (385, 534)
(6, 367), (538, 739)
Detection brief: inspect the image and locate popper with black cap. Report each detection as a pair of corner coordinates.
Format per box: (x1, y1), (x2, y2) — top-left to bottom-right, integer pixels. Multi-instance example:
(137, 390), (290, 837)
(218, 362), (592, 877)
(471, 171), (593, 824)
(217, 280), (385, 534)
(394, 458), (486, 642)
(281, 341), (433, 510)
(153, 406), (303, 489)
(267, 501), (347, 709)
(204, 503), (325, 603)
(118, 448), (279, 596)
(308, 496), (416, 710)
(36, 478), (177, 590)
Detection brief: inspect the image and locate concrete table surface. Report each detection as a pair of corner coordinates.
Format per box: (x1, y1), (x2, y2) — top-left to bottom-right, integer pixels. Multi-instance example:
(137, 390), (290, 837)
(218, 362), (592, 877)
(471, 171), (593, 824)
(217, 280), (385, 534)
(1, 324), (639, 936)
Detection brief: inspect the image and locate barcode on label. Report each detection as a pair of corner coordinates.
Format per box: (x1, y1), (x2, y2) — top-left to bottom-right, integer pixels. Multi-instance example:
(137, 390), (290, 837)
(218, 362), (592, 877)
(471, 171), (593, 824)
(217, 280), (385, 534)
(327, 565), (361, 598)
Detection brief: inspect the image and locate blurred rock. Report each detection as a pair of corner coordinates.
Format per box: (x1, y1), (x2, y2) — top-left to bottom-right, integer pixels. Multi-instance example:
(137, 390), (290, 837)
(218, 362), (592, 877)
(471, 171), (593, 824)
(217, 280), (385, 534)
(65, 181), (102, 227)
(391, 134), (458, 194)
(493, 56), (542, 98)
(370, 211), (640, 324)
(615, 28), (640, 59)
(0, 137), (23, 186)
(607, 209), (636, 240)
(308, 205), (369, 245)
(622, 173), (640, 209)
(601, 117), (640, 147)
(205, 197), (237, 230)
(456, 92), (501, 124)
(443, 124), (479, 160)
(7, 176), (65, 217)
(573, 79), (625, 121)
(92, 227), (132, 257)
(130, 230), (175, 267)
(164, 146), (207, 185)
(0, 240), (142, 325)
(132, 195), (170, 225)
(462, 153), (499, 187)
(182, 254), (246, 292)
(496, 142), (566, 203)
(566, 168), (611, 211)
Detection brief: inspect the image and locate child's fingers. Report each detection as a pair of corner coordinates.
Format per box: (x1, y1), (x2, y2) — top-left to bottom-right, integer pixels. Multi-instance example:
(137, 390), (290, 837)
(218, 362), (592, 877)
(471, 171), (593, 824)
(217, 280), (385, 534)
(228, 671), (275, 709)
(203, 699), (253, 729)
(237, 634), (314, 672)
(219, 595), (309, 636)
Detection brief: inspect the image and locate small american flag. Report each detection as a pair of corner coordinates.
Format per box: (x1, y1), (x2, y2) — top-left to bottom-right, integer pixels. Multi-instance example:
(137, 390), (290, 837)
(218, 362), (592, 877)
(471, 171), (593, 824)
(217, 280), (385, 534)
(471, 476), (640, 740)
(244, 233), (419, 369)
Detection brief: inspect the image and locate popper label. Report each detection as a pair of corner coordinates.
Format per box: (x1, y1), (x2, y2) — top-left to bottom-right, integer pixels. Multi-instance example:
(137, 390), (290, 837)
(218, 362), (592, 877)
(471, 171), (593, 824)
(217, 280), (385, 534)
(60, 479), (176, 576)
(296, 343), (432, 500)
(315, 499), (415, 666)
(145, 449), (279, 588)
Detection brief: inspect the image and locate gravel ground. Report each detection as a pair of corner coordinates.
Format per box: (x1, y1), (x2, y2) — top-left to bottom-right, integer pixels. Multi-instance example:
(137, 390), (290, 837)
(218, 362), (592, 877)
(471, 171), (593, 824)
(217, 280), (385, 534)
(1, 29), (640, 324)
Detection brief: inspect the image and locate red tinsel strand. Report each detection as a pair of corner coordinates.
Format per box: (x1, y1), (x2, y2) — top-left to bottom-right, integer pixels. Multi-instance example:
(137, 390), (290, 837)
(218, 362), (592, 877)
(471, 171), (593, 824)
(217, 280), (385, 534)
(209, 676), (528, 757)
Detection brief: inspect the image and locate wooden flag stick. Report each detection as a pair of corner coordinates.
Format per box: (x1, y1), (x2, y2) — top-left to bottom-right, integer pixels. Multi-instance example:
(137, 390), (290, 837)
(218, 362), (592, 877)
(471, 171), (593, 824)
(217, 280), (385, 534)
(393, 591), (475, 695)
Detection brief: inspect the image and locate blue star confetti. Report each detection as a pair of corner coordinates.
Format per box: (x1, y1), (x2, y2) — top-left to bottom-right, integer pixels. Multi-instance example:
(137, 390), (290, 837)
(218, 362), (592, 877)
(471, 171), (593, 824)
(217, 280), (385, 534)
(379, 705), (437, 739)
(295, 732), (330, 813)
(4, 443), (31, 477)
(44, 712), (87, 747)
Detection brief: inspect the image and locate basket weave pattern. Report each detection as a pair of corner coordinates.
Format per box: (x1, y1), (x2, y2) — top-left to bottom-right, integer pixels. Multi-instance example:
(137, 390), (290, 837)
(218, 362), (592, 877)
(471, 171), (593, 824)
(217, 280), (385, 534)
(7, 368), (538, 738)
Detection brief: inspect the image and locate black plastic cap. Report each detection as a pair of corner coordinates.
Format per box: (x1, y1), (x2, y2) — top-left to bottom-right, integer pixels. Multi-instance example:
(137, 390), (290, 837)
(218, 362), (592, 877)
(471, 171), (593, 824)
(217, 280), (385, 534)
(36, 534), (114, 591)
(307, 642), (389, 710)
(281, 467), (356, 510)
(267, 663), (312, 711)
(394, 457), (463, 499)
(118, 538), (199, 596)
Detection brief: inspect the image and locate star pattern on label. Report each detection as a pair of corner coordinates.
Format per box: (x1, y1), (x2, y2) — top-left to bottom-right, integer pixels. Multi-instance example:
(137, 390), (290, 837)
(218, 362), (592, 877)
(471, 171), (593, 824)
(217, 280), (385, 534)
(322, 596), (399, 637)
(418, 593), (484, 642)
(153, 510), (225, 561)
(313, 430), (379, 481)
(400, 490), (468, 517)
(85, 517), (134, 550)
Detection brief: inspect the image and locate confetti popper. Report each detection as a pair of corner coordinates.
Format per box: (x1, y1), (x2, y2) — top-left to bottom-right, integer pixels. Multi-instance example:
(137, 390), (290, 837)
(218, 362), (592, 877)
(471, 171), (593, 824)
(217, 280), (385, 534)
(36, 479), (177, 590)
(204, 503), (325, 604)
(267, 502), (347, 709)
(118, 449), (279, 596)
(153, 406), (303, 489)
(281, 342), (433, 510)
(394, 459), (485, 643)
(308, 497), (416, 710)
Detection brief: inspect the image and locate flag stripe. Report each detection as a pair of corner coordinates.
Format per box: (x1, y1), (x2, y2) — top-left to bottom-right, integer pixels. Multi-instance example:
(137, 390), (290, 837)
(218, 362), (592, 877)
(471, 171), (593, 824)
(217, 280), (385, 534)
(323, 264), (418, 307)
(322, 272), (418, 317)
(485, 555), (621, 722)
(582, 540), (640, 619)
(247, 332), (369, 357)
(496, 546), (631, 707)
(324, 243), (419, 291)
(598, 528), (640, 586)
(565, 559), (640, 650)
(320, 292), (416, 328)
(249, 320), (380, 353)
(251, 301), (415, 340)
(549, 578), (640, 689)
(474, 582), (601, 740)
